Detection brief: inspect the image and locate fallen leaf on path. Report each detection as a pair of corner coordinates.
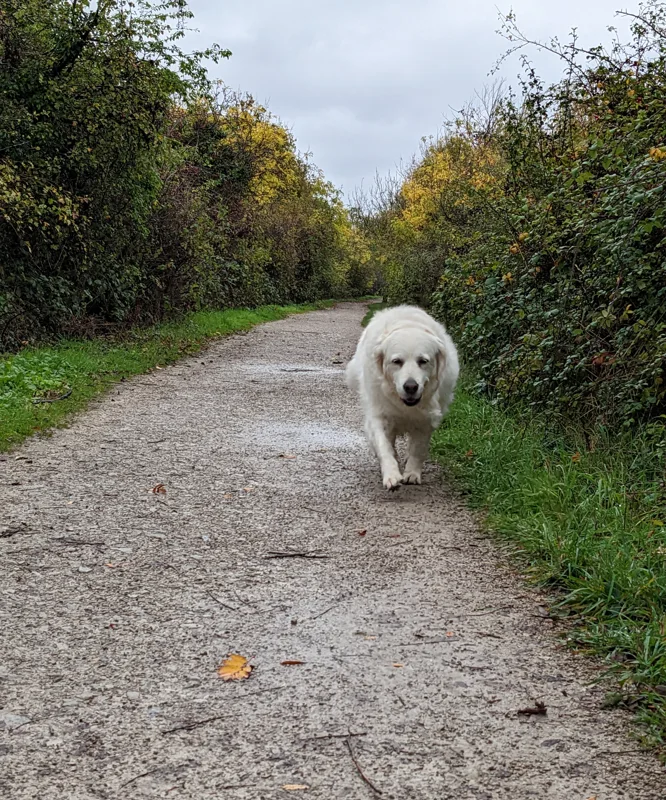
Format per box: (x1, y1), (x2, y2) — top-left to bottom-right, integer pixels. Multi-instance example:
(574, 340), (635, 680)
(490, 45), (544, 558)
(280, 660), (305, 666)
(364, 636), (377, 640)
(357, 529), (367, 537)
(218, 654), (252, 681)
(151, 483), (167, 494)
(392, 663), (404, 668)
(278, 454), (297, 459)
(282, 786), (309, 792)
(387, 534), (400, 539)
(446, 631), (455, 637)
(516, 700), (547, 716)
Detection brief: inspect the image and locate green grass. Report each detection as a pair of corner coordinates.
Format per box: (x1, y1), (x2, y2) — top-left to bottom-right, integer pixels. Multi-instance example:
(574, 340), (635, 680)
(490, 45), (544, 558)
(361, 300), (389, 327)
(0, 302), (333, 452)
(433, 376), (666, 746)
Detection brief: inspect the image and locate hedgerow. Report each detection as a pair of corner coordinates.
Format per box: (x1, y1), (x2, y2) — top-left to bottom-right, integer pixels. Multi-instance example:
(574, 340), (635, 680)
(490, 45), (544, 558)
(0, 0), (373, 350)
(360, 1), (666, 432)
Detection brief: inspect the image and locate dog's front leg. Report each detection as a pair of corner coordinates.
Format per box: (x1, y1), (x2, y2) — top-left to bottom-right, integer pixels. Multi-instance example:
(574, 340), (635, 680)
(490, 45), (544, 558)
(403, 429), (432, 485)
(366, 418), (402, 490)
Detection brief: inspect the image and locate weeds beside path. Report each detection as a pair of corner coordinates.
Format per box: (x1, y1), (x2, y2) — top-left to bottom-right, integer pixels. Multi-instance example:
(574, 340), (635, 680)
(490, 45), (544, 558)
(432, 378), (666, 747)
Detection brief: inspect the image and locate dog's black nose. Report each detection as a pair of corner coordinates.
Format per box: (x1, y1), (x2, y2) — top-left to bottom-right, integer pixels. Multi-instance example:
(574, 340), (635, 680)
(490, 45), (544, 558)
(403, 378), (418, 395)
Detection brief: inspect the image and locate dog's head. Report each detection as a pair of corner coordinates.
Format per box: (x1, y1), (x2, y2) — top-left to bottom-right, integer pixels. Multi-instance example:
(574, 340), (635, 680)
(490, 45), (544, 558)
(374, 326), (447, 407)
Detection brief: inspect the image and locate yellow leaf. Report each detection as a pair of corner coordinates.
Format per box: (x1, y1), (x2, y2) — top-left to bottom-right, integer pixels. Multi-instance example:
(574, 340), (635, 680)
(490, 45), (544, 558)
(218, 653), (252, 681)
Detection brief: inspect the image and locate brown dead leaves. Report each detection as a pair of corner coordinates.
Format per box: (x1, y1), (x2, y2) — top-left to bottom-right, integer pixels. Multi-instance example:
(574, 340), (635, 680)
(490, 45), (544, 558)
(218, 654), (252, 681)
(151, 483), (167, 494)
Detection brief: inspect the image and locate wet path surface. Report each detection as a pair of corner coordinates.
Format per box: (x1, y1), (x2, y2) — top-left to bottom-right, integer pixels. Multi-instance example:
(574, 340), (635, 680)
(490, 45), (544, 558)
(1, 303), (665, 799)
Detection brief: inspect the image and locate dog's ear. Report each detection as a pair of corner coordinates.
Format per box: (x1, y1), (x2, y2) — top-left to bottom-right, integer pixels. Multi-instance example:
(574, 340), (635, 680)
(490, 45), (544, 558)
(435, 339), (448, 379)
(373, 338), (387, 372)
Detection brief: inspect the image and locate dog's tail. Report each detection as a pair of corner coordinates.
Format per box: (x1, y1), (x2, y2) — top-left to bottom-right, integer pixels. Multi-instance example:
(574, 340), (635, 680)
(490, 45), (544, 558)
(345, 356), (360, 393)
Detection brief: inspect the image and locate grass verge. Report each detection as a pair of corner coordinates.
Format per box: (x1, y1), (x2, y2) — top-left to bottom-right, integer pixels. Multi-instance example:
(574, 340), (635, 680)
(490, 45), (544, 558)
(0, 302), (333, 452)
(432, 376), (666, 747)
(361, 300), (389, 327)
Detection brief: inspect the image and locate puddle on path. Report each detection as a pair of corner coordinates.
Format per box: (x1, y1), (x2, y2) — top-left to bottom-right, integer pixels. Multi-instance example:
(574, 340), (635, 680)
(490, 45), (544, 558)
(240, 362), (343, 376)
(253, 421), (364, 451)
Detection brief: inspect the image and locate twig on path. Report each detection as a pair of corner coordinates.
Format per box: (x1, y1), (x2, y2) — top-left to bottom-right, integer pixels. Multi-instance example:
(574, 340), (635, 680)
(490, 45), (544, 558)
(459, 605), (515, 617)
(477, 630), (503, 640)
(232, 589), (258, 610)
(32, 388), (72, 404)
(310, 604), (337, 620)
(440, 544), (481, 550)
(162, 688), (281, 734)
(120, 765), (175, 789)
(345, 736), (383, 796)
(309, 731), (367, 741)
(398, 637), (451, 646)
(162, 714), (227, 735)
(516, 700), (547, 717)
(206, 591), (238, 612)
(0, 525), (32, 539)
(264, 550), (329, 560)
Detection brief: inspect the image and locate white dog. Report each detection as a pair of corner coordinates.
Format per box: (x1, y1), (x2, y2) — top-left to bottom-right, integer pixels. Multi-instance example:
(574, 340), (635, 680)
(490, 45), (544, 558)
(346, 305), (459, 490)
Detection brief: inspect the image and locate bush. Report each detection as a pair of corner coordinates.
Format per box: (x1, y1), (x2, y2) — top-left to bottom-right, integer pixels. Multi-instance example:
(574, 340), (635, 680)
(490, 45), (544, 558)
(364, 1), (666, 432)
(0, 1), (371, 350)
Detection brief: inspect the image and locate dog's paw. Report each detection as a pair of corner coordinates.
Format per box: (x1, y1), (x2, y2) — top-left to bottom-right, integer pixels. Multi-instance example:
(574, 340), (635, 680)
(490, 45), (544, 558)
(402, 470), (422, 485)
(383, 471), (403, 491)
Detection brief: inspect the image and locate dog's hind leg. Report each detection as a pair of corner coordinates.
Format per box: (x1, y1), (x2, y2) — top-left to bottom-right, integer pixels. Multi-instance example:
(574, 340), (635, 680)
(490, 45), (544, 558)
(403, 429), (432, 485)
(366, 417), (403, 490)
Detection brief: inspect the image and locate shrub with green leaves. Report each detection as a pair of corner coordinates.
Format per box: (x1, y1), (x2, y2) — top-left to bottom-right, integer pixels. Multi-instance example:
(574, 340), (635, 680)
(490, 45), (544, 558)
(364, 1), (666, 432)
(0, 1), (371, 350)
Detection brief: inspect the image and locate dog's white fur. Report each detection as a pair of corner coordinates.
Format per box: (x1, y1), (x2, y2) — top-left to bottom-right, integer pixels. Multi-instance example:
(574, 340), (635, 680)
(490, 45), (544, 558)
(346, 305), (459, 490)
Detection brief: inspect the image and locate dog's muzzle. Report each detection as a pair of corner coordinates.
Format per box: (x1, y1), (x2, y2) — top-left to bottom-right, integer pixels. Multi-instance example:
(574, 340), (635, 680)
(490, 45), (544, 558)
(401, 378), (421, 406)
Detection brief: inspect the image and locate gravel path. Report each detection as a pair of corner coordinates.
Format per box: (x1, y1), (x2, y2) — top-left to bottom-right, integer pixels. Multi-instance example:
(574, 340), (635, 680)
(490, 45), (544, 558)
(1, 302), (665, 799)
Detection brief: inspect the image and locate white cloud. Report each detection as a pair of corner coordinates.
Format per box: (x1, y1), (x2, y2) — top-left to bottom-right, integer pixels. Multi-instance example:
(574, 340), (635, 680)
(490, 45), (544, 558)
(183, 0), (638, 197)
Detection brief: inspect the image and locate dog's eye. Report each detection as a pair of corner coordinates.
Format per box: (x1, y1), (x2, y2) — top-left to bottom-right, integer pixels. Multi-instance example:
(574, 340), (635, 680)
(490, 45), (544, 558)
(391, 358), (404, 366)
(417, 358), (430, 366)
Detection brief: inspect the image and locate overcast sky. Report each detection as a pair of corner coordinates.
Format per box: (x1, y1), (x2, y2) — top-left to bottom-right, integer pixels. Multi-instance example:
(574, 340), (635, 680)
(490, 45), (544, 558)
(183, 0), (637, 199)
